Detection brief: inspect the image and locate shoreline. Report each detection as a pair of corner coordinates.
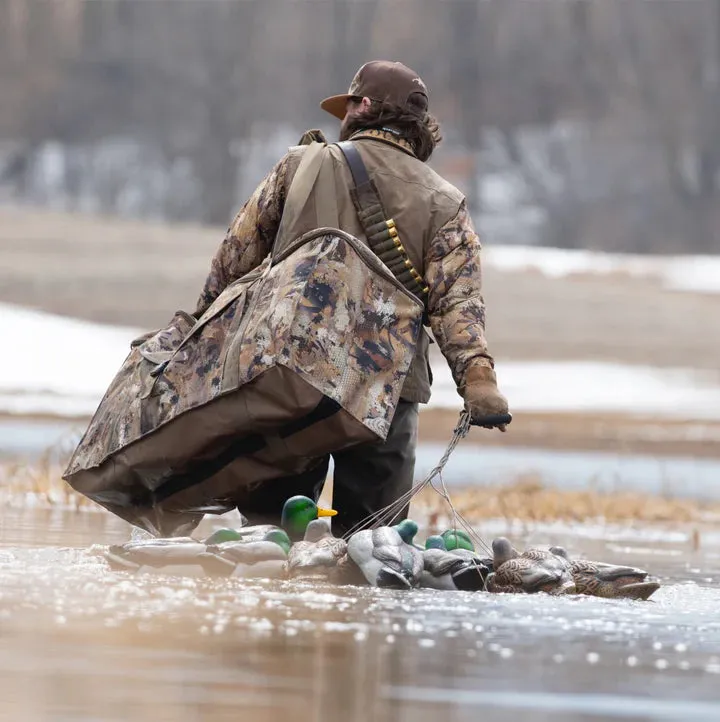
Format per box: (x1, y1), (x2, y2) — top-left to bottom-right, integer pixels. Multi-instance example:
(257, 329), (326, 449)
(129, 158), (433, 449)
(4, 407), (720, 460)
(417, 408), (720, 458)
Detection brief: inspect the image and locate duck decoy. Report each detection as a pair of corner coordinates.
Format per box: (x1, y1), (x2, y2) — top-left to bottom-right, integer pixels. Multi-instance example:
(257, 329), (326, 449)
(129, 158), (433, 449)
(420, 545), (491, 591)
(203, 495), (338, 545)
(105, 537), (229, 576)
(550, 546), (660, 600)
(486, 537), (576, 595)
(347, 525), (424, 589)
(207, 529), (291, 579)
(286, 519), (362, 584)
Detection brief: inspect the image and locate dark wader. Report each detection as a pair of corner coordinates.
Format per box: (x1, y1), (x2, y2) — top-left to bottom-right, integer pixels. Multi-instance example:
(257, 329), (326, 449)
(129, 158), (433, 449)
(237, 400), (419, 536)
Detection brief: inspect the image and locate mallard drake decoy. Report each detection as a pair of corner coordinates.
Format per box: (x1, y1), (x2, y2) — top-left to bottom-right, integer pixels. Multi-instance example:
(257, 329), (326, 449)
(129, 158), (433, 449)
(425, 535), (446, 550)
(393, 519), (421, 548)
(106, 496), (333, 578)
(207, 529), (291, 579)
(105, 537), (231, 576)
(347, 526), (424, 589)
(286, 519), (362, 584)
(486, 537), (576, 595)
(420, 546), (491, 591)
(204, 495), (338, 545)
(550, 546), (660, 600)
(441, 529), (476, 552)
(426, 534), (493, 567)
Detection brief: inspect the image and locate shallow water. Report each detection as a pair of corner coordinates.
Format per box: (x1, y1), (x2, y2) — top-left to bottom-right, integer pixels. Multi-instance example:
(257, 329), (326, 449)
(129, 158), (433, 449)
(416, 442), (720, 499)
(1, 507), (720, 721)
(0, 418), (82, 459)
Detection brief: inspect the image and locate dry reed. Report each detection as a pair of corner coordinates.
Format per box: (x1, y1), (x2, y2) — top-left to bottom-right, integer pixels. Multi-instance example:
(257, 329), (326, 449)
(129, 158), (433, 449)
(4, 438), (717, 526)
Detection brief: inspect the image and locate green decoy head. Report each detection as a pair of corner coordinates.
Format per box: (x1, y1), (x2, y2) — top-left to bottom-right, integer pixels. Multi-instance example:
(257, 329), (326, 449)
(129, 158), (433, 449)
(442, 529), (475, 552)
(393, 519), (419, 545)
(424, 535), (446, 550)
(281, 495), (337, 541)
(264, 529), (291, 555)
(203, 528), (244, 545)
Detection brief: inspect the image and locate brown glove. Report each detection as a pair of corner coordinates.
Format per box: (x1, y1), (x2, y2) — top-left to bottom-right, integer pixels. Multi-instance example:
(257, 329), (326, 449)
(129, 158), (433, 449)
(462, 365), (510, 431)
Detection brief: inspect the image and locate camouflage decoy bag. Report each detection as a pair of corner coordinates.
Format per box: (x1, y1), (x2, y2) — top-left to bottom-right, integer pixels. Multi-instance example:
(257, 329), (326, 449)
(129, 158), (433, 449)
(63, 227), (423, 536)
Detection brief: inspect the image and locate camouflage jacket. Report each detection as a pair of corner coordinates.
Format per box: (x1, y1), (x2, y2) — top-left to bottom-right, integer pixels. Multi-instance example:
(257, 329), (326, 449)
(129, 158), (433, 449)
(195, 130), (495, 403)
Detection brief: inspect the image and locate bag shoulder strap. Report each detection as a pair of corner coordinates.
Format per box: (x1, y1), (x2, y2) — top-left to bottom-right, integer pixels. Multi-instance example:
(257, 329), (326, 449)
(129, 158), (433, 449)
(275, 142), (341, 256)
(274, 142), (327, 256)
(335, 141), (429, 306)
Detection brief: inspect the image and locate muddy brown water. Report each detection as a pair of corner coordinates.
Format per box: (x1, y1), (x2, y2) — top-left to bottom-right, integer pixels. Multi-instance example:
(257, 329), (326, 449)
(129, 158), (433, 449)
(1, 507), (720, 722)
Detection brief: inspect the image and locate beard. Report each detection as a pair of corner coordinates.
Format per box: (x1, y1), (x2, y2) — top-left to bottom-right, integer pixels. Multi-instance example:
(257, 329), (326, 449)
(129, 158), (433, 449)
(338, 114), (355, 142)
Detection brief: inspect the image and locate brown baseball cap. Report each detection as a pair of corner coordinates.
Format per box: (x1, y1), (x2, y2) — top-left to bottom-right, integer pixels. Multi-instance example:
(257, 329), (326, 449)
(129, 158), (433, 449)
(320, 60), (429, 120)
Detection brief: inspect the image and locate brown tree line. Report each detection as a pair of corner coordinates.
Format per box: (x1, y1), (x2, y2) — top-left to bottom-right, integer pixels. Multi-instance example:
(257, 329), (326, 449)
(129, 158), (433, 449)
(1, 0), (720, 253)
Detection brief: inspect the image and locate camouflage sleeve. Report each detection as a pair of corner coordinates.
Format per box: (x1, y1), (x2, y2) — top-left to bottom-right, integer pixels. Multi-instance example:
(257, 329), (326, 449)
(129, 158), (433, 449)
(425, 201), (495, 386)
(193, 154), (290, 316)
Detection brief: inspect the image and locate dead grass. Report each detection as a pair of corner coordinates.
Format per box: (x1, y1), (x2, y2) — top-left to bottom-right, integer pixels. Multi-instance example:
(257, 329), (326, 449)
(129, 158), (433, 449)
(5, 424), (716, 525)
(0, 436), (95, 509)
(5, 445), (717, 526)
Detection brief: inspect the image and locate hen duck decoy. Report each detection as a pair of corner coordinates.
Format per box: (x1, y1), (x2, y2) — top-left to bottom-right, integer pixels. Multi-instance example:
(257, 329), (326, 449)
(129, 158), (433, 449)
(286, 519), (362, 584)
(486, 537), (576, 595)
(520, 543), (576, 593)
(550, 546), (660, 600)
(347, 525), (424, 589)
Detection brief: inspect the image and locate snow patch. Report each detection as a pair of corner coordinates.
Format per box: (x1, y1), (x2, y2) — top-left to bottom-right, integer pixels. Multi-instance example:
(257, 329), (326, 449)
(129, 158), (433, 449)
(0, 303), (140, 417)
(484, 245), (720, 294)
(428, 361), (720, 420)
(2, 302), (720, 421)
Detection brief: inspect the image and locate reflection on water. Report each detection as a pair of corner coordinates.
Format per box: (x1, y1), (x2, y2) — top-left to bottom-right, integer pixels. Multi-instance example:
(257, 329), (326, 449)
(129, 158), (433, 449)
(2, 508), (720, 721)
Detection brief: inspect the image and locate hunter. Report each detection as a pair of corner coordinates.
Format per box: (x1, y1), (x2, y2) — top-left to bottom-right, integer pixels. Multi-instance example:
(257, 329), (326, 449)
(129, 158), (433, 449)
(193, 60), (510, 535)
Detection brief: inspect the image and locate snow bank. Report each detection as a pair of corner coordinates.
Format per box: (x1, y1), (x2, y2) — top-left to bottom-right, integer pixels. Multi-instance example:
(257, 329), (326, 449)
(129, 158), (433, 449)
(484, 245), (720, 294)
(428, 361), (720, 420)
(0, 303), (140, 417)
(2, 302), (720, 420)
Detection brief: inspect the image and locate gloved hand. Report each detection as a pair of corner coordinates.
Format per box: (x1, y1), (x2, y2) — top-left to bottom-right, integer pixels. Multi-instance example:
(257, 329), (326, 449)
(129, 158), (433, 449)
(462, 365), (510, 431)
